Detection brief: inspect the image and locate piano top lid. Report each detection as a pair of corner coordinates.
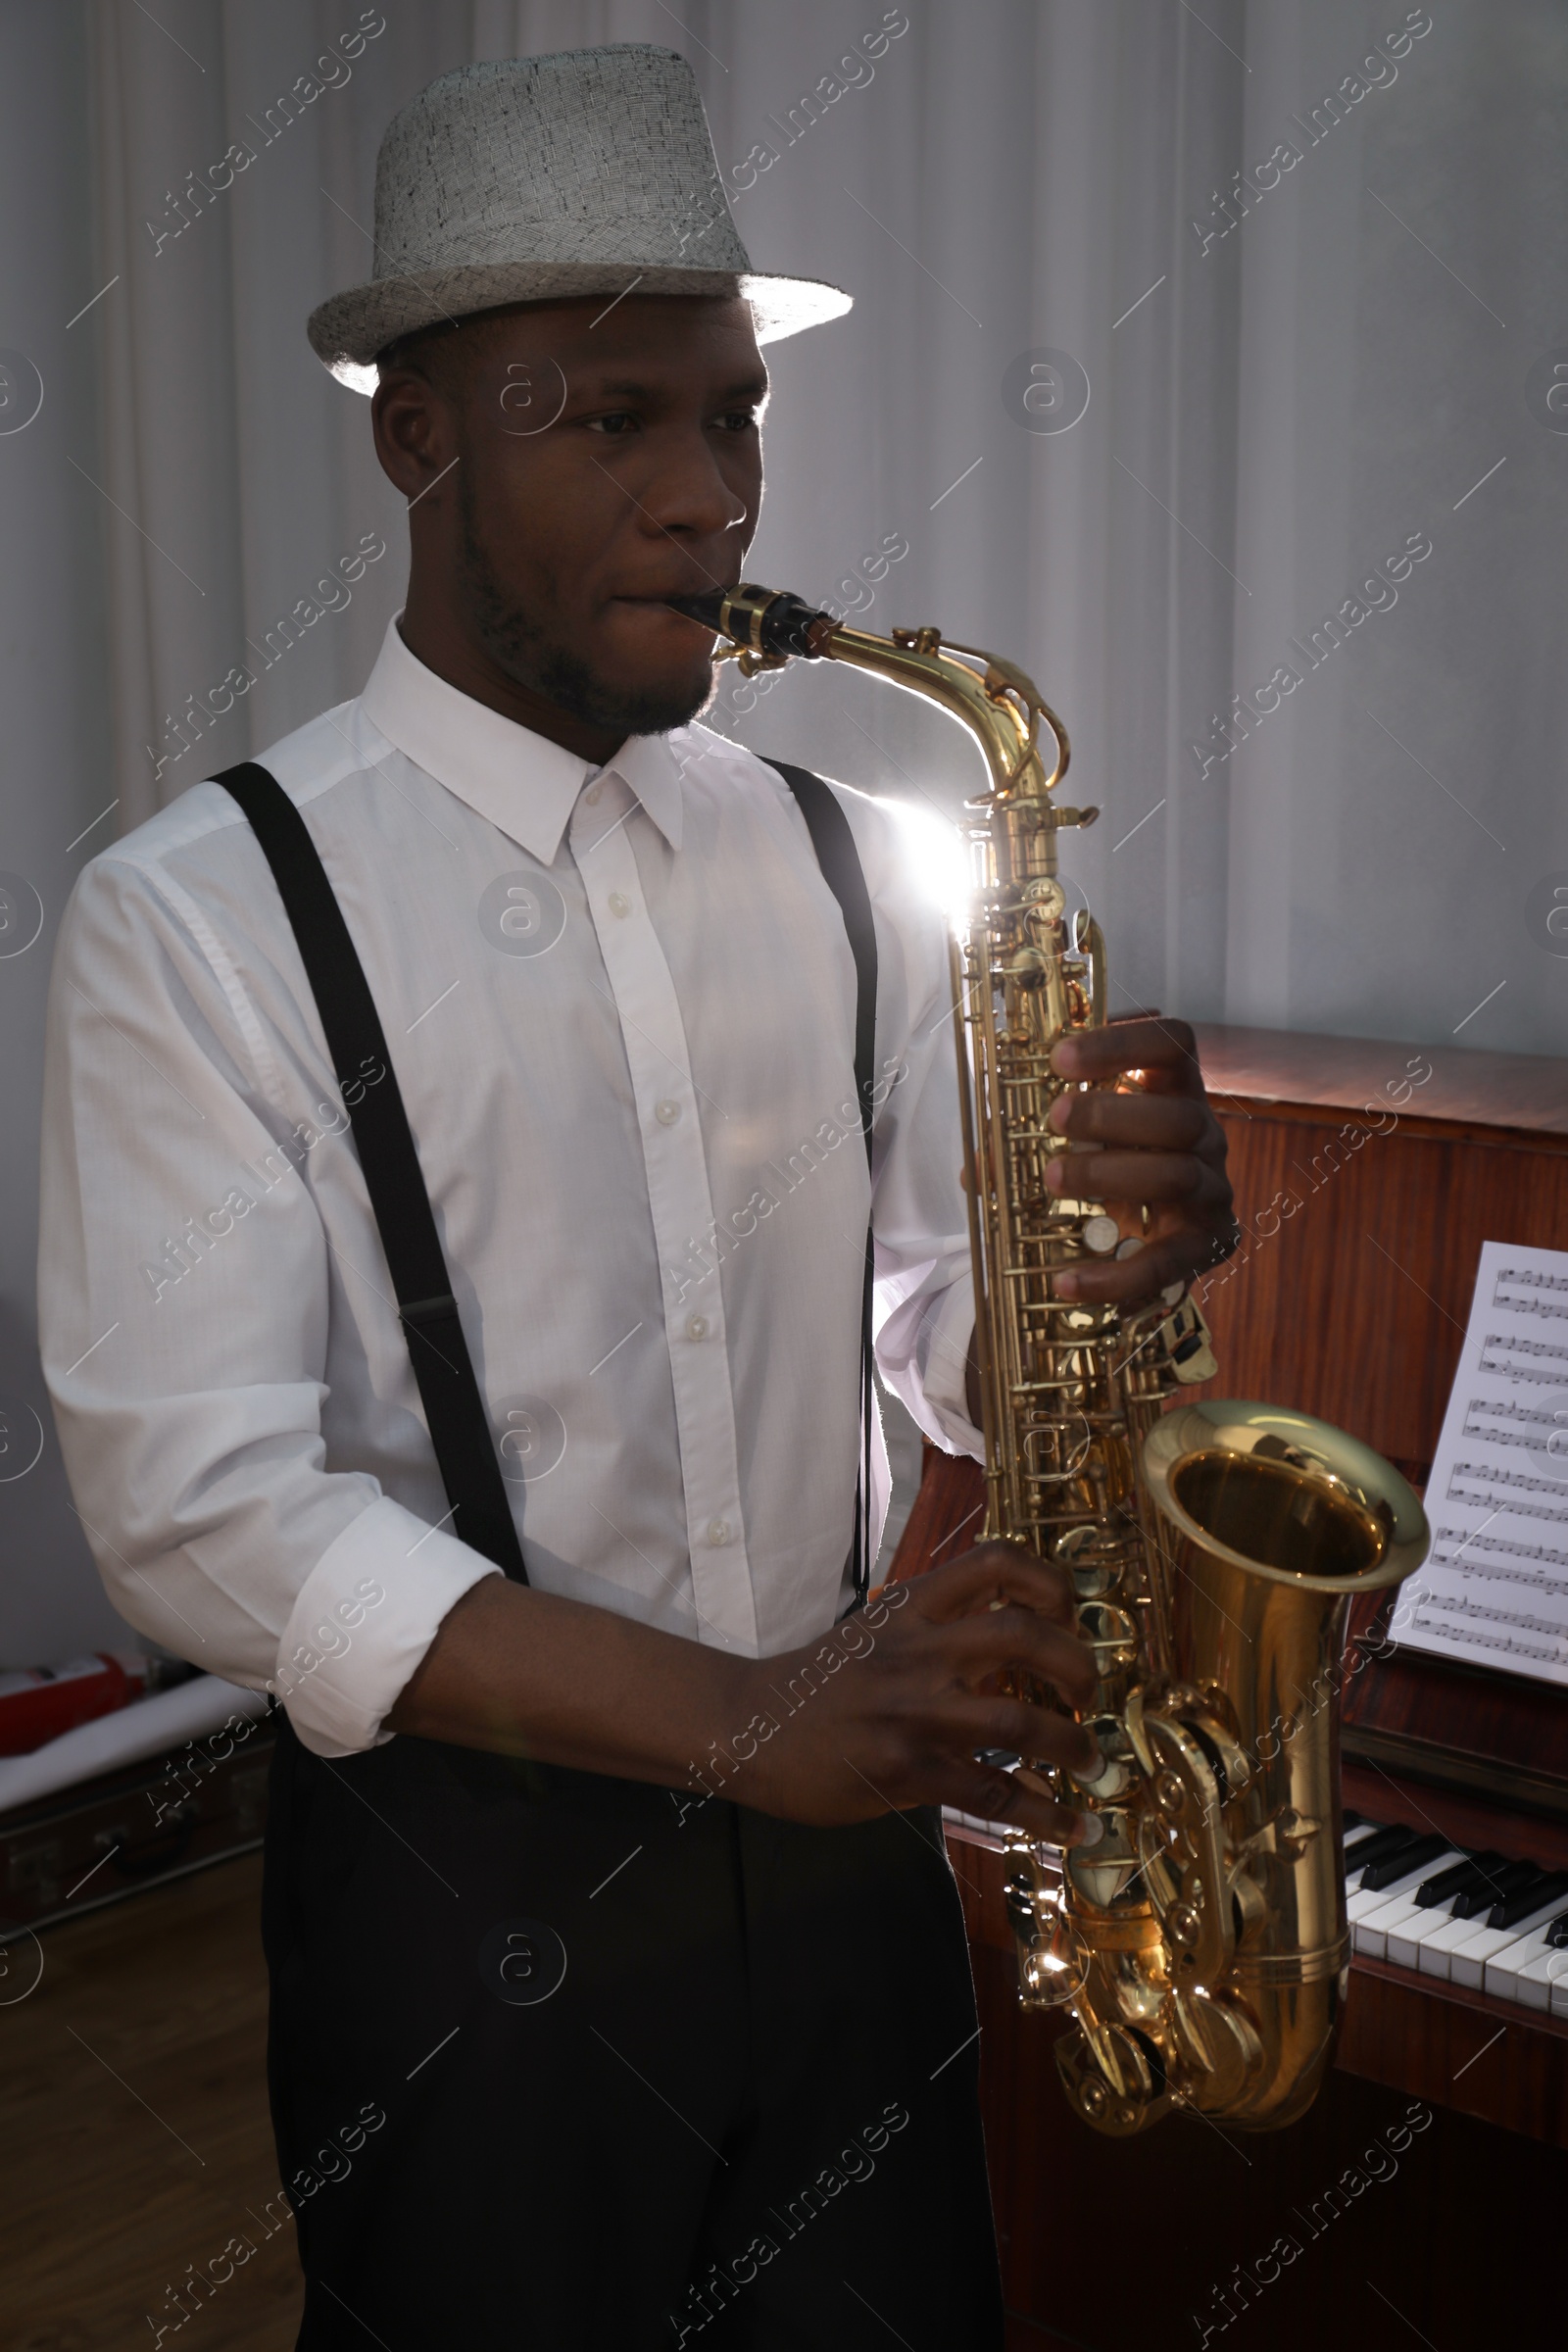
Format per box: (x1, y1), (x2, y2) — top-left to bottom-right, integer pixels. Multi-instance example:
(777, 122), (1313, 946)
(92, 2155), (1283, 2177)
(1192, 1022), (1568, 1140)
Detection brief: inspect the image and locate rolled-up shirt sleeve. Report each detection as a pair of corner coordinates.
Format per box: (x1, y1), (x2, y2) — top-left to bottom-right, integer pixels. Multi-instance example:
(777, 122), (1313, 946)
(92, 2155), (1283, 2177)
(38, 840), (499, 1758)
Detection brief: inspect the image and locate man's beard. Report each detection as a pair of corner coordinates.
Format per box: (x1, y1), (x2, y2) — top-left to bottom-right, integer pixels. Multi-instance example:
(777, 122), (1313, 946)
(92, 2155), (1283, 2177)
(458, 472), (714, 738)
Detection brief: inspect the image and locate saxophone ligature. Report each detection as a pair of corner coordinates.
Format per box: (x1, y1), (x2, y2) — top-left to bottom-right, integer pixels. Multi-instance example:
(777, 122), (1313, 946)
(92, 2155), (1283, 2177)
(669, 582), (1429, 2135)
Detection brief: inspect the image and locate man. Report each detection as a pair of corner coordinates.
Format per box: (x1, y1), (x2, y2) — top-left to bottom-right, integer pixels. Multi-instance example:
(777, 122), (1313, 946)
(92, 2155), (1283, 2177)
(41, 47), (1234, 2352)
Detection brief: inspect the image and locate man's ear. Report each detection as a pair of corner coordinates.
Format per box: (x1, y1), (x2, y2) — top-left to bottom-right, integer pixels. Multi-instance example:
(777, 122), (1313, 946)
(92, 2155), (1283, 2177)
(371, 368), (459, 503)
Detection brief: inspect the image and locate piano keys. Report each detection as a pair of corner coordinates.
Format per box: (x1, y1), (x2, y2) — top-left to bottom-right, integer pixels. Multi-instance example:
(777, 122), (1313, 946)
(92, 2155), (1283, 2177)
(1344, 1815), (1568, 2006)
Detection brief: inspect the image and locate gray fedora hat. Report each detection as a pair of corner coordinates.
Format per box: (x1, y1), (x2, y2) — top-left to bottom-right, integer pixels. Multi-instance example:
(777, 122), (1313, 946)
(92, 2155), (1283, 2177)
(308, 45), (853, 392)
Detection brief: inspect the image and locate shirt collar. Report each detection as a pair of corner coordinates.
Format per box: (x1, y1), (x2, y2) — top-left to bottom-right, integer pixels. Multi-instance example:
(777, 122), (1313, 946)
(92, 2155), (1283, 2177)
(359, 612), (685, 865)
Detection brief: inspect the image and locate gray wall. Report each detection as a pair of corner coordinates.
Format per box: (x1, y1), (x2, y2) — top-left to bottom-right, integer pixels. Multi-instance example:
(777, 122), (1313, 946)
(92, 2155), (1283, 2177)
(0, 0), (122, 1657)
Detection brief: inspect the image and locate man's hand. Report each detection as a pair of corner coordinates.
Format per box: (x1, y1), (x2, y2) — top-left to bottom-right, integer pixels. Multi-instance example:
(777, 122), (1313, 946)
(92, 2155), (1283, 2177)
(388, 1544), (1099, 1843)
(1046, 1013), (1237, 1306)
(737, 1542), (1100, 1845)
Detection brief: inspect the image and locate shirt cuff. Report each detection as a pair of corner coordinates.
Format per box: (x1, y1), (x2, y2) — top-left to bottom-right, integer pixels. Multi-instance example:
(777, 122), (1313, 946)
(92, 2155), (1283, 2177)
(877, 1271), (985, 1462)
(918, 1278), (986, 1458)
(274, 1496), (502, 1757)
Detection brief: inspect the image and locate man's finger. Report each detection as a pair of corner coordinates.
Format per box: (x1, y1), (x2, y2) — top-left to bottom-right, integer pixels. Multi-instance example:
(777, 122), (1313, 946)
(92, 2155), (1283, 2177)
(1045, 1149), (1209, 1204)
(1056, 1224), (1235, 1304)
(910, 1542), (1077, 1627)
(932, 1690), (1101, 1779)
(933, 1607), (1099, 1710)
(1052, 1017), (1201, 1090)
(1048, 1089), (1212, 1151)
(939, 1760), (1096, 1846)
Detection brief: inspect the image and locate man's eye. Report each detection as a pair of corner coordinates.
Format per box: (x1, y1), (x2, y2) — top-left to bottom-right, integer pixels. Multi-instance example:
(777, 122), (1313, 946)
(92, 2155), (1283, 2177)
(718, 410), (760, 433)
(586, 412), (637, 435)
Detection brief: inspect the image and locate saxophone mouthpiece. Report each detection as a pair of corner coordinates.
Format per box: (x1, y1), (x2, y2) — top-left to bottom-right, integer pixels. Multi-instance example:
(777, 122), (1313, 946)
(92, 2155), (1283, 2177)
(663, 584), (837, 662)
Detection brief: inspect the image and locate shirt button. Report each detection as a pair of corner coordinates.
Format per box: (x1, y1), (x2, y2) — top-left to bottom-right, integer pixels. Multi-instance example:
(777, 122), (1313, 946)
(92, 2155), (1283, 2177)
(686, 1314), (709, 1342)
(655, 1099), (681, 1126)
(707, 1518), (733, 1546)
(583, 782), (603, 807)
(608, 890), (631, 918)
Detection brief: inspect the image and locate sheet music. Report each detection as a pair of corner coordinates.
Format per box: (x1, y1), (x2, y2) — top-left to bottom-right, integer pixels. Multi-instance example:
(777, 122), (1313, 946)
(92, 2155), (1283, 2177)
(1397, 1240), (1568, 1688)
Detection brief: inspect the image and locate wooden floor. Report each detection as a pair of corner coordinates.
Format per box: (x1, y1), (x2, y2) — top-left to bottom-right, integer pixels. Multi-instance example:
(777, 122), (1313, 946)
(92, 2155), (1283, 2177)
(0, 1853), (303, 2352)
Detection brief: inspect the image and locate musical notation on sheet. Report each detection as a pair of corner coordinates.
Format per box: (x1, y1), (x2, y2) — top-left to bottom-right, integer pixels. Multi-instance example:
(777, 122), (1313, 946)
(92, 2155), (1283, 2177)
(1398, 1241), (1568, 1687)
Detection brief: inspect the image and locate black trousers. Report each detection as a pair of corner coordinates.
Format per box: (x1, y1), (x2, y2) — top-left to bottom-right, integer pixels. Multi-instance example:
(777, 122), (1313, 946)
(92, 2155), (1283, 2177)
(261, 1717), (1006, 2350)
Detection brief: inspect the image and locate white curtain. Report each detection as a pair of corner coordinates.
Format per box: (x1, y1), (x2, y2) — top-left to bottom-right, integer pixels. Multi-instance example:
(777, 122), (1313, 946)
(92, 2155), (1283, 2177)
(2, 0), (1562, 1654)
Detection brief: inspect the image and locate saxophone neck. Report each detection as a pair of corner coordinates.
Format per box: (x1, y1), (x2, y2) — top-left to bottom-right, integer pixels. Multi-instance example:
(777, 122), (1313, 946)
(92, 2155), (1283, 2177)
(664, 582), (1098, 838)
(826, 619), (1074, 808)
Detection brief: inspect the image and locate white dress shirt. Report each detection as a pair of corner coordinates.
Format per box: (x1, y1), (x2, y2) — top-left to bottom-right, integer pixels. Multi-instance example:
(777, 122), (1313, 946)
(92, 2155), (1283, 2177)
(39, 614), (981, 1757)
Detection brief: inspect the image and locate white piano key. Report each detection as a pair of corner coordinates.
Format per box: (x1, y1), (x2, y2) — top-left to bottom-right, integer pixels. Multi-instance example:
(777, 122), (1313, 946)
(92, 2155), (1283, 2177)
(1510, 1946), (1568, 2010)
(1350, 1853), (1465, 1960)
(1387, 1907), (1460, 1973)
(1449, 1895), (1568, 1989)
(1415, 1905), (1495, 1980)
(1487, 1921), (1568, 2006)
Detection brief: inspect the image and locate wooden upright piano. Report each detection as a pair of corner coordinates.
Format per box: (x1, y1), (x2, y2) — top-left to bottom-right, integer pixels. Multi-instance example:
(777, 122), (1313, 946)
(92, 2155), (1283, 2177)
(891, 1023), (1568, 2352)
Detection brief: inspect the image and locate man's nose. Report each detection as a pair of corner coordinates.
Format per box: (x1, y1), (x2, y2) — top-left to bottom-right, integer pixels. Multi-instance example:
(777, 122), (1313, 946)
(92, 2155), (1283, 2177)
(634, 432), (750, 540)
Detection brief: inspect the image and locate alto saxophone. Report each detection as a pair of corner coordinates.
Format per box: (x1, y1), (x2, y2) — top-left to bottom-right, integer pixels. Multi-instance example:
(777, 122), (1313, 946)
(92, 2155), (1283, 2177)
(670, 585), (1429, 2134)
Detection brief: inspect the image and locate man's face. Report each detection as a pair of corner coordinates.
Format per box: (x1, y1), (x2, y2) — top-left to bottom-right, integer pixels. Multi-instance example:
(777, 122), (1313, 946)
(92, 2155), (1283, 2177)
(375, 295), (767, 740)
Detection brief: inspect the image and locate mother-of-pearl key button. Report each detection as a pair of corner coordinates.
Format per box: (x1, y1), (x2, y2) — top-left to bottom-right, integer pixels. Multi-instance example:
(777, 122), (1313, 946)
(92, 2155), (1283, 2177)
(656, 1100), (681, 1125)
(707, 1518), (733, 1546)
(609, 891), (631, 917)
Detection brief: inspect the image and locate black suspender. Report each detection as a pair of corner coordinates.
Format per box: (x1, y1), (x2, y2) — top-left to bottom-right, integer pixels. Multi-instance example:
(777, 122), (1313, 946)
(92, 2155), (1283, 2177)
(760, 760), (880, 1612)
(215, 754), (879, 1606)
(217, 762), (527, 1581)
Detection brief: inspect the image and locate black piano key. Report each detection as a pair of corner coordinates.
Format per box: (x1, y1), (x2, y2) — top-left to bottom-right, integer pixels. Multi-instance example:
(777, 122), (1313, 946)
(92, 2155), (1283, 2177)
(1450, 1858), (1536, 1921)
(1486, 1871), (1568, 1933)
(1547, 1910), (1568, 1950)
(1344, 1810), (1365, 1830)
(1415, 1850), (1506, 1909)
(1344, 1824), (1425, 1877)
(1357, 1832), (1449, 1892)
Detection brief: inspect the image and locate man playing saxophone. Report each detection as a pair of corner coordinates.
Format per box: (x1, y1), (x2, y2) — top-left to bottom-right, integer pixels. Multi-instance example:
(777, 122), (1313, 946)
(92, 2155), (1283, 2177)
(39, 48), (1238, 2350)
